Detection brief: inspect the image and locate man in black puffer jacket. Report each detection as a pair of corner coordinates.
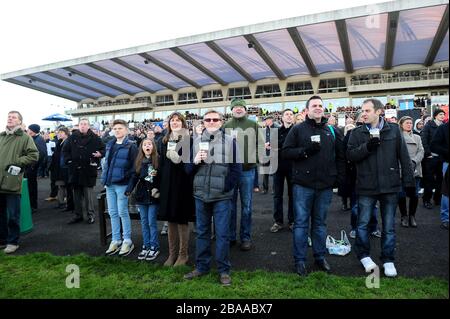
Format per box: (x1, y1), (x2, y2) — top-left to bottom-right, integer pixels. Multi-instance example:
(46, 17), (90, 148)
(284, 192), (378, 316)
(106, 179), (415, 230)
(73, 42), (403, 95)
(283, 96), (345, 276)
(184, 110), (242, 286)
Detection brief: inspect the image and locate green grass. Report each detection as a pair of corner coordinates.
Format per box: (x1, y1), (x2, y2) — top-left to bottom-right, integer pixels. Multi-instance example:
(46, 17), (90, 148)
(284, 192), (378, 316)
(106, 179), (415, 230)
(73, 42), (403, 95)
(0, 252), (447, 299)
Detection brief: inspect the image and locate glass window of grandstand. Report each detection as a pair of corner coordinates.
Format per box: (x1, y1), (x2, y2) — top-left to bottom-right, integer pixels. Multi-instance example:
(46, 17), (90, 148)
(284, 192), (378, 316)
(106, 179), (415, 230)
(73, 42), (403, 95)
(134, 112), (152, 122)
(115, 113), (132, 122)
(255, 84), (281, 98)
(318, 78), (346, 93)
(178, 92), (198, 105)
(133, 96), (152, 104)
(285, 81), (314, 96)
(81, 102), (95, 109)
(155, 95), (174, 106)
(228, 87), (251, 100)
(202, 90), (223, 103)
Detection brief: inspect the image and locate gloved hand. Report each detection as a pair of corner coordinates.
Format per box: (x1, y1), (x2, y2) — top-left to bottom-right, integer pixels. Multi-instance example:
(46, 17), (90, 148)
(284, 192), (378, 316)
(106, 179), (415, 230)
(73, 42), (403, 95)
(405, 186), (416, 198)
(166, 150), (181, 164)
(305, 142), (321, 156)
(366, 137), (380, 152)
(151, 188), (160, 199)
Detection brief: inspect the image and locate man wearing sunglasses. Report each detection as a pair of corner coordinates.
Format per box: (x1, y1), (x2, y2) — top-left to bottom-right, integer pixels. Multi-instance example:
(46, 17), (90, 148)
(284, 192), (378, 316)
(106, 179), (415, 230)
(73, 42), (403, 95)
(184, 110), (242, 286)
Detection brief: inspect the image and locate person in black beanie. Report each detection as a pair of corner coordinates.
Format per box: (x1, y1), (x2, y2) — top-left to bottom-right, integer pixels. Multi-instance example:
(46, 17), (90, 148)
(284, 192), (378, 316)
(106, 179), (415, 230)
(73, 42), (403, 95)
(26, 124), (47, 213)
(421, 108), (445, 209)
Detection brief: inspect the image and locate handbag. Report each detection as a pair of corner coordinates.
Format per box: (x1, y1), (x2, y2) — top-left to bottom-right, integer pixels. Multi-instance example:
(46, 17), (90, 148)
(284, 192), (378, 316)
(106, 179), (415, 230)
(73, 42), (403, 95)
(326, 230), (351, 256)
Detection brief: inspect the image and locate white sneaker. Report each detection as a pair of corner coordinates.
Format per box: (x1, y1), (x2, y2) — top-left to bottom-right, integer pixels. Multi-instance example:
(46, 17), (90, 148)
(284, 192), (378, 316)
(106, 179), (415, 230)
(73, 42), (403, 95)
(360, 257), (377, 273)
(145, 249), (160, 261)
(383, 262), (397, 277)
(4, 244), (19, 254)
(137, 248), (149, 260)
(119, 241), (135, 257)
(105, 241), (122, 256)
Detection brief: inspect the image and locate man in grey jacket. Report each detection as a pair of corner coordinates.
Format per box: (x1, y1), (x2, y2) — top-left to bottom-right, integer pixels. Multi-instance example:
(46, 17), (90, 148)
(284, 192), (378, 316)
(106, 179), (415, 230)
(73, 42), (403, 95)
(184, 110), (242, 286)
(347, 99), (415, 277)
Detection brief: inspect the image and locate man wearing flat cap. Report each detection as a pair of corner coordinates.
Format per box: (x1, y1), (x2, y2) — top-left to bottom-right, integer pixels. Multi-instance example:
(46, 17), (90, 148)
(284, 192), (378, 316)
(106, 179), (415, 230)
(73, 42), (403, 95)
(223, 98), (263, 251)
(0, 111), (39, 254)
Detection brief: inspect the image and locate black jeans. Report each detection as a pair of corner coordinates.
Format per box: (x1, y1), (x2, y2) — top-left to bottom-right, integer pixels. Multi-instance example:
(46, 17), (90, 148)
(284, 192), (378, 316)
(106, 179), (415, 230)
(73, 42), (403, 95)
(273, 169), (293, 225)
(422, 156), (443, 203)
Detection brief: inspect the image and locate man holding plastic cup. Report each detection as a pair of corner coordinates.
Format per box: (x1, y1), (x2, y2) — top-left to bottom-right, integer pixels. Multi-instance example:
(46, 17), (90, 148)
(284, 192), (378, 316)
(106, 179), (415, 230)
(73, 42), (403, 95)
(347, 99), (415, 277)
(0, 111), (39, 254)
(184, 110), (242, 286)
(283, 96), (346, 276)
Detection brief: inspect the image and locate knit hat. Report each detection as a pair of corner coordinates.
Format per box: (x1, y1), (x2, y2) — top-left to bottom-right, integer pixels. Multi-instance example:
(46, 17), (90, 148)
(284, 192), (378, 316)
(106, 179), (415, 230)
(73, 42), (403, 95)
(433, 108), (445, 119)
(230, 98), (247, 110)
(28, 124), (41, 134)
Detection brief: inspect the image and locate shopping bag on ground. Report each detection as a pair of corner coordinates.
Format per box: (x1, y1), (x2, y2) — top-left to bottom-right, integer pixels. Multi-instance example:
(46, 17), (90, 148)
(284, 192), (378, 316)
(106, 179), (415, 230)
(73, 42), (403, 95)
(326, 230), (351, 256)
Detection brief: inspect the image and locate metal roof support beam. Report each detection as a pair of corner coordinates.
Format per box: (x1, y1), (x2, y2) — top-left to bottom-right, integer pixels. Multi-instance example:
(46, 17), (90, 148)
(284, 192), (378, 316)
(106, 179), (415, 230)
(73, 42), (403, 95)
(5, 78), (80, 101)
(335, 20), (354, 74)
(244, 34), (286, 80)
(111, 58), (177, 91)
(43, 71), (113, 98)
(170, 47), (228, 86)
(424, 4), (449, 66)
(205, 41), (256, 83)
(26, 75), (94, 99)
(287, 27), (318, 77)
(64, 67), (134, 96)
(139, 53), (201, 89)
(384, 11), (400, 70)
(87, 63), (154, 93)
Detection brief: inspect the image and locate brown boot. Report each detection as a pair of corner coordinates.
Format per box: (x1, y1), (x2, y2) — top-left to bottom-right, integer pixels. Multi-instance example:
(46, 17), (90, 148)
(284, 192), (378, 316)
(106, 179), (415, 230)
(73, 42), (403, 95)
(163, 223), (179, 266)
(174, 223), (190, 266)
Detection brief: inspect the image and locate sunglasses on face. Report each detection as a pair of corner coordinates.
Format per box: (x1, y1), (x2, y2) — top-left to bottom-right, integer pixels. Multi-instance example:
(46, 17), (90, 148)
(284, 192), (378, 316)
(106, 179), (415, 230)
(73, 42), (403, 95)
(203, 118), (221, 123)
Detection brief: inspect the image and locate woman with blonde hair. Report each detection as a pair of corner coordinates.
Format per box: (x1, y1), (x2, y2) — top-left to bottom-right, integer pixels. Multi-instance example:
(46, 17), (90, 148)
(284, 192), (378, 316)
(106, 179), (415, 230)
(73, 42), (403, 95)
(157, 112), (195, 266)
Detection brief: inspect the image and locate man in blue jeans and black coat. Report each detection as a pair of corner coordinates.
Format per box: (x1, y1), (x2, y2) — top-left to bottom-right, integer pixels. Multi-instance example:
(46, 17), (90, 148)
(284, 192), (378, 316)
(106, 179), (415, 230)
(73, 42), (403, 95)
(347, 98), (415, 277)
(283, 96), (346, 276)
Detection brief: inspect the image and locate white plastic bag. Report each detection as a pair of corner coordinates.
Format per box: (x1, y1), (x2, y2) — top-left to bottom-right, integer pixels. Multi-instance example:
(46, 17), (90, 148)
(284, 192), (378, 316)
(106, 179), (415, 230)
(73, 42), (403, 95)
(326, 230), (351, 256)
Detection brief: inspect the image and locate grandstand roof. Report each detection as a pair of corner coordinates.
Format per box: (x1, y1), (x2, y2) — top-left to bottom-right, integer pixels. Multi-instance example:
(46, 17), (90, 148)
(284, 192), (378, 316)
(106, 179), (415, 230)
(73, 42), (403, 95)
(1, 0), (448, 102)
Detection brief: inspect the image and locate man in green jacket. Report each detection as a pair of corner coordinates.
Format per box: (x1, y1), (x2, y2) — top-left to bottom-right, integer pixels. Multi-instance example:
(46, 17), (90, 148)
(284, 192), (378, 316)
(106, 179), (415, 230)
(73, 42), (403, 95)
(223, 99), (263, 251)
(0, 111), (39, 254)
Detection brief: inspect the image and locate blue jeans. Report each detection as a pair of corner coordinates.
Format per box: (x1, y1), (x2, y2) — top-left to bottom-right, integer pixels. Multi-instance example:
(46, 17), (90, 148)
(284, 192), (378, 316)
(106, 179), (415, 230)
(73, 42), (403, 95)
(350, 191), (378, 232)
(0, 194), (21, 245)
(230, 168), (255, 242)
(441, 162), (449, 223)
(106, 184), (132, 243)
(355, 193), (397, 263)
(196, 199), (231, 274)
(292, 185), (332, 264)
(138, 204), (160, 250)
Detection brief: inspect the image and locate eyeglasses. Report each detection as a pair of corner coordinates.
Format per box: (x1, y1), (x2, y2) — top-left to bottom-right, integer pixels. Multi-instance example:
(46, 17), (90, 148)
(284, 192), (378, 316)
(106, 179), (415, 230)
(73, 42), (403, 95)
(203, 118), (221, 123)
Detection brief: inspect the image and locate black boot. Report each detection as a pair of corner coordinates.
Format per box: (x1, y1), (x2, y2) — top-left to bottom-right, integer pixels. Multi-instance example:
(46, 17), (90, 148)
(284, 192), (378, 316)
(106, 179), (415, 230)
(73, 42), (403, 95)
(409, 197), (418, 228)
(398, 197), (408, 227)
